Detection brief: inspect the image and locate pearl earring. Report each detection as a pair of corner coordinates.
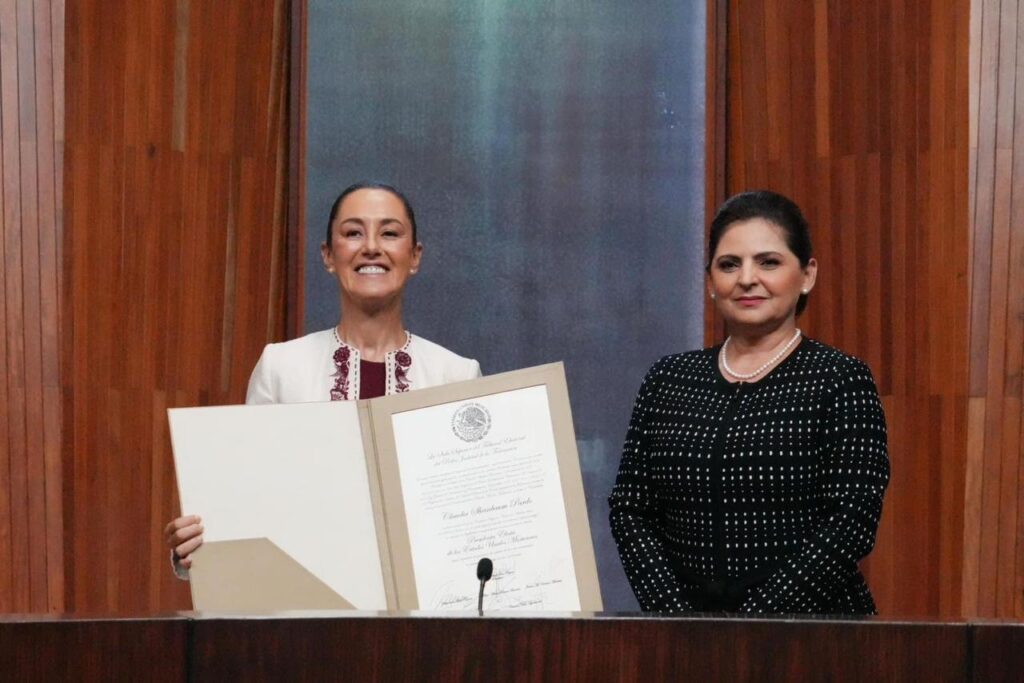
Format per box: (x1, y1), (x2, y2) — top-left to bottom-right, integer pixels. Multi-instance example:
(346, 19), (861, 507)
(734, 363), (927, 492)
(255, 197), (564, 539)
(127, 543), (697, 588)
(801, 288), (809, 295)
(710, 292), (717, 300)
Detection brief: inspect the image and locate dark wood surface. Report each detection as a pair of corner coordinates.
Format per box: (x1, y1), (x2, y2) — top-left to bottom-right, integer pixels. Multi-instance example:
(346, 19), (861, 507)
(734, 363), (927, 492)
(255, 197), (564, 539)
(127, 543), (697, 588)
(972, 621), (1024, 683)
(0, 615), (187, 681)
(4, 613), (1022, 682)
(189, 614), (971, 682)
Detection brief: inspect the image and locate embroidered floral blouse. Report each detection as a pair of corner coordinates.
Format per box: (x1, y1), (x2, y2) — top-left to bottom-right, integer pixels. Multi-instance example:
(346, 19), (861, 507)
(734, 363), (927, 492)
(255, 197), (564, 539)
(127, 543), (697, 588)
(328, 329), (414, 400)
(245, 328), (481, 405)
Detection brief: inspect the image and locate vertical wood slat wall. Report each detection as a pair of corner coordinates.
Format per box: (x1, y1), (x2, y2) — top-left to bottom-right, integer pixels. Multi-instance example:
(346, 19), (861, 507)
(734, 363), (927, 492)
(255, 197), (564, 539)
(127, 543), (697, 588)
(709, 0), (972, 616)
(0, 0), (65, 614)
(62, 0), (290, 612)
(0, 0), (1015, 618)
(964, 0), (1024, 619)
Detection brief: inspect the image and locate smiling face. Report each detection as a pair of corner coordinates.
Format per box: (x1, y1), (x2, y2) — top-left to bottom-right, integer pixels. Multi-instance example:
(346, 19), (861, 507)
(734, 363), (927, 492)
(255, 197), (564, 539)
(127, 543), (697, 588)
(320, 188), (423, 309)
(707, 217), (817, 334)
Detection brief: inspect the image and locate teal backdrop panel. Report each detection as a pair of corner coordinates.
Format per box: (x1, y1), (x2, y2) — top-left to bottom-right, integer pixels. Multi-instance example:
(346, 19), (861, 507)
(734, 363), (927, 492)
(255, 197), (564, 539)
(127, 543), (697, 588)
(306, 0), (706, 611)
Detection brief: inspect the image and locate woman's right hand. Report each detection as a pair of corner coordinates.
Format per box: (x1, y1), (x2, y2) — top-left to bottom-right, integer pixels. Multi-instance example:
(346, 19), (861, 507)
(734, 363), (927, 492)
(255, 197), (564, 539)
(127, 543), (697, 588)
(164, 515), (204, 569)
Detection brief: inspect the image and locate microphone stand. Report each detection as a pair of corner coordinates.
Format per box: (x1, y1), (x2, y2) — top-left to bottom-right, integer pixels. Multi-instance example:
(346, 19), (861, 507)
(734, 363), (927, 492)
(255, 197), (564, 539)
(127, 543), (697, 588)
(476, 557), (493, 616)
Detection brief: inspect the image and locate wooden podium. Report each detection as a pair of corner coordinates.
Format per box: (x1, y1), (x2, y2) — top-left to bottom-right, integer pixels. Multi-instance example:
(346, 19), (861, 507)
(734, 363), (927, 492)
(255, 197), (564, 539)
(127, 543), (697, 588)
(1, 612), (1021, 681)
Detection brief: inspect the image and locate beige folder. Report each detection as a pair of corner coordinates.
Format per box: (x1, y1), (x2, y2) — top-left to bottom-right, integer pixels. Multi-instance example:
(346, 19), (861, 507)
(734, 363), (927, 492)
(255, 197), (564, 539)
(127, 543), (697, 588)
(189, 538), (354, 611)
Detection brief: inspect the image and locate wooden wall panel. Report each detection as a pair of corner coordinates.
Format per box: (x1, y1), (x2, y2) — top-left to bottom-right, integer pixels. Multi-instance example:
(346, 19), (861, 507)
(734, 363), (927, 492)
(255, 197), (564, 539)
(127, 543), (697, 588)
(0, 0), (65, 614)
(33, 0), (1013, 619)
(63, 0), (290, 613)
(709, 0), (971, 616)
(963, 0), (1024, 619)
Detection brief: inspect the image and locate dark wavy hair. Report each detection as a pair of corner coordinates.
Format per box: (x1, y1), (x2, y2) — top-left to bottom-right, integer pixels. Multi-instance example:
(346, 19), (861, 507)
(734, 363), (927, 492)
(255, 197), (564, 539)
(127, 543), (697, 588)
(706, 190), (814, 315)
(326, 181), (418, 245)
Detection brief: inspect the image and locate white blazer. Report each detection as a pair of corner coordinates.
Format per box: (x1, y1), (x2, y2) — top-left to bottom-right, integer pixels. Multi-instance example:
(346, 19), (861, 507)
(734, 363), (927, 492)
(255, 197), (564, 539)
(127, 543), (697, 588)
(173, 329), (480, 580)
(245, 329), (481, 404)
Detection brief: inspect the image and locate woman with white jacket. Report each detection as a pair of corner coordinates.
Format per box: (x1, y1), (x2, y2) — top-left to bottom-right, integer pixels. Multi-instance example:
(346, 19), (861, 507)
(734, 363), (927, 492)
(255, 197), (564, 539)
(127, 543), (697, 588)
(164, 182), (480, 575)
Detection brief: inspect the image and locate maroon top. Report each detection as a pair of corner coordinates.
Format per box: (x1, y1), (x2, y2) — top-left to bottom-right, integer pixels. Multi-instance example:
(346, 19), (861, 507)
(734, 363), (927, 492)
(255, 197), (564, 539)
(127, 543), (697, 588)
(359, 359), (387, 399)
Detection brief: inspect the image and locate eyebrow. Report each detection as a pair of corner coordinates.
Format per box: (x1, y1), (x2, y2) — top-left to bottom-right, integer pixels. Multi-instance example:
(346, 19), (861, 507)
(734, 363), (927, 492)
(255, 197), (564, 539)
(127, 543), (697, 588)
(716, 251), (785, 260)
(339, 217), (407, 228)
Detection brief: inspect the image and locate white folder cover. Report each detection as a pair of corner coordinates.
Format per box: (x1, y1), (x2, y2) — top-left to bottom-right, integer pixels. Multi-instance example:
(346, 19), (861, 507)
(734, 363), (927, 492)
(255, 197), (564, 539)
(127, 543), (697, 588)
(169, 400), (387, 609)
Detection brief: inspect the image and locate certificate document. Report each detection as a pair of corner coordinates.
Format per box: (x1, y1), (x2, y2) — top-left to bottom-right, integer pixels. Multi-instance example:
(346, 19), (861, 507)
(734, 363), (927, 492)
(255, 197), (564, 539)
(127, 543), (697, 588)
(391, 385), (579, 610)
(170, 362), (602, 612)
(370, 363), (601, 612)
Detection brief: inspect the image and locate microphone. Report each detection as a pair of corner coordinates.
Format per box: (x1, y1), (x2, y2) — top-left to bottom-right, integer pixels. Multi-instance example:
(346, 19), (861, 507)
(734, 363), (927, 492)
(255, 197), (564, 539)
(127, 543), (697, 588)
(476, 557), (493, 615)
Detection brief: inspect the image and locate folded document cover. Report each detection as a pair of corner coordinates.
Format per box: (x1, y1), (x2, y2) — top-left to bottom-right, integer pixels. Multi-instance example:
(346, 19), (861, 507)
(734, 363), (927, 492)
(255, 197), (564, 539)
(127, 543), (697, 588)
(168, 362), (602, 612)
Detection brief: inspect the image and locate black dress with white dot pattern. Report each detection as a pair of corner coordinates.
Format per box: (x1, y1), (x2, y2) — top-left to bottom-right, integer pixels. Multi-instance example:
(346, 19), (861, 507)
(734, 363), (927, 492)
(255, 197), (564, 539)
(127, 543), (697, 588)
(609, 337), (889, 614)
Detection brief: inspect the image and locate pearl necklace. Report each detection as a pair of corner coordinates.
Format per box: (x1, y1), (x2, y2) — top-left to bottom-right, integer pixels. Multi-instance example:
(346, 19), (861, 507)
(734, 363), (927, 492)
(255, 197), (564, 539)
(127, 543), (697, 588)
(720, 328), (802, 380)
